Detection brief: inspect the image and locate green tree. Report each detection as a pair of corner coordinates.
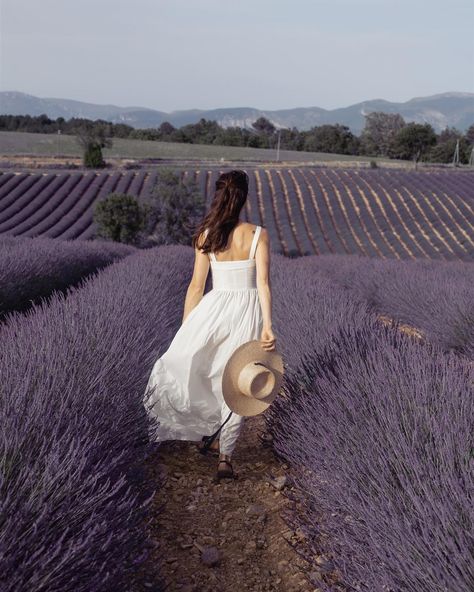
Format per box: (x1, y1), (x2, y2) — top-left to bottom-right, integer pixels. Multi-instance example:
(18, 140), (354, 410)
(142, 168), (205, 247)
(360, 112), (406, 157)
(302, 124), (359, 154)
(428, 126), (471, 164)
(83, 143), (106, 168)
(93, 193), (146, 244)
(76, 121), (113, 168)
(252, 116), (276, 135)
(391, 123), (437, 164)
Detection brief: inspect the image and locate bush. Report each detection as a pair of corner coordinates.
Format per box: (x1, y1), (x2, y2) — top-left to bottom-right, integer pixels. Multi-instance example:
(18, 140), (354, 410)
(93, 193), (147, 245)
(0, 245), (193, 591)
(83, 142), (106, 168)
(0, 235), (134, 319)
(142, 167), (205, 247)
(266, 260), (473, 591)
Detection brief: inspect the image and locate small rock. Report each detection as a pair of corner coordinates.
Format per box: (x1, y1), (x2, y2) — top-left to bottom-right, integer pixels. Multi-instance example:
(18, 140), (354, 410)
(256, 536), (266, 549)
(268, 475), (287, 490)
(244, 540), (257, 554)
(315, 557), (335, 573)
(309, 570), (323, 582)
(246, 503), (266, 517)
(180, 542), (193, 549)
(237, 557), (245, 565)
(201, 546), (220, 567)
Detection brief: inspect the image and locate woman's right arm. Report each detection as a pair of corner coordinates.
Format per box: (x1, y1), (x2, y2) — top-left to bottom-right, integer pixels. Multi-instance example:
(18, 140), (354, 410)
(255, 228), (276, 352)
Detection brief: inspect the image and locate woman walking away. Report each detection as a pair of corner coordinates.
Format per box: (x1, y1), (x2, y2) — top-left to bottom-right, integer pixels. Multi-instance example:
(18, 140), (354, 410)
(143, 169), (276, 480)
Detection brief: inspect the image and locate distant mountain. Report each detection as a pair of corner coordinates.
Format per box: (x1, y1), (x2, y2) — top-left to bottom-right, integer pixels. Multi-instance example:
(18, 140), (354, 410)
(1, 91), (473, 134)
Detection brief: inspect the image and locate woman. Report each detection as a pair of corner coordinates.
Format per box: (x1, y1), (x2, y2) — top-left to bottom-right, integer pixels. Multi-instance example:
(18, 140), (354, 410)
(143, 169), (276, 479)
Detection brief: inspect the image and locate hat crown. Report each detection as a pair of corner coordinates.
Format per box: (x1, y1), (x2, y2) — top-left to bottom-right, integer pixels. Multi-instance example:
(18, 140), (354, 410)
(237, 361), (275, 400)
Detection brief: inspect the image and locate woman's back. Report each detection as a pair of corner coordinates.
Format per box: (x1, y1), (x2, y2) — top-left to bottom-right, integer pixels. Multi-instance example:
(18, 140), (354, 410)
(207, 222), (260, 263)
(206, 223), (262, 291)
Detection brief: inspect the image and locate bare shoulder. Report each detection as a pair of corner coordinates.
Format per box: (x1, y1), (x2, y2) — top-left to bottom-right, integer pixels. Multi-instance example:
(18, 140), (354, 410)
(258, 226), (269, 242)
(242, 222), (266, 234)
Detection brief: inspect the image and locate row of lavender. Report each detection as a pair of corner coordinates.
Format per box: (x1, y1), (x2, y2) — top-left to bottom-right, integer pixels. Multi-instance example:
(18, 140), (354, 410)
(1, 248), (471, 590)
(305, 254), (474, 358)
(1, 168), (472, 260)
(0, 234), (134, 319)
(0, 246), (197, 591)
(267, 257), (473, 591)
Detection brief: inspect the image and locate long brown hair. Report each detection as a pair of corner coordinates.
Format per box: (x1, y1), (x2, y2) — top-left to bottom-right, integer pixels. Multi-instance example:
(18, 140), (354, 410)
(192, 169), (249, 255)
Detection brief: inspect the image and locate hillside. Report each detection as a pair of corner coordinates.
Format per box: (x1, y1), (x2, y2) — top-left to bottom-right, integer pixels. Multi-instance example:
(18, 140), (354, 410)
(1, 91), (473, 134)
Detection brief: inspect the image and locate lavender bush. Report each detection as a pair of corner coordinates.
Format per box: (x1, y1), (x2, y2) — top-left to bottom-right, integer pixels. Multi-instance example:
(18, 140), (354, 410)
(309, 254), (474, 358)
(0, 234), (135, 319)
(0, 245), (194, 592)
(267, 260), (473, 591)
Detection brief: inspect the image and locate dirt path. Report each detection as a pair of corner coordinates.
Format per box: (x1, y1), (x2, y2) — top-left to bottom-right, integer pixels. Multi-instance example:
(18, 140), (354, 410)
(126, 315), (428, 591)
(129, 413), (324, 592)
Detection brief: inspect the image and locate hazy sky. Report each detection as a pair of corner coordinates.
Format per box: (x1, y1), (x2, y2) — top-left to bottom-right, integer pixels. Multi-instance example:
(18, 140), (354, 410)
(1, 0), (473, 112)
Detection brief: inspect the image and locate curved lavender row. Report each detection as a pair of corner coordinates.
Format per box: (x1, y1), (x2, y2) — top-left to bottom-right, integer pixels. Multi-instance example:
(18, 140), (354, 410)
(267, 261), (473, 591)
(310, 254), (474, 358)
(0, 235), (135, 318)
(0, 174), (57, 226)
(0, 170), (473, 261)
(0, 245), (192, 592)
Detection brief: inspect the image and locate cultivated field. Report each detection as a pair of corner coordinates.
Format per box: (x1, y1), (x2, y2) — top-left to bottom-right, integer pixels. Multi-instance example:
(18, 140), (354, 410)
(1, 159), (473, 591)
(0, 130), (400, 163)
(0, 167), (472, 260)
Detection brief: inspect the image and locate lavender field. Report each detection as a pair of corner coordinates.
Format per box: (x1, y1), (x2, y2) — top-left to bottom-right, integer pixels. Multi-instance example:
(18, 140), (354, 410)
(1, 245), (472, 591)
(0, 234), (134, 318)
(0, 167), (473, 260)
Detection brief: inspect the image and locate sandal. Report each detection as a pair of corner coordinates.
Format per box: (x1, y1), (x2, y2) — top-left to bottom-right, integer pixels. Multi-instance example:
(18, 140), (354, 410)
(197, 436), (220, 456)
(216, 458), (236, 480)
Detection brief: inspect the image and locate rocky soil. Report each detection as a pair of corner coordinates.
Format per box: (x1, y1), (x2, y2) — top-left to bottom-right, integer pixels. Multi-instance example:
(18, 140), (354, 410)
(128, 413), (331, 592)
(126, 315), (424, 591)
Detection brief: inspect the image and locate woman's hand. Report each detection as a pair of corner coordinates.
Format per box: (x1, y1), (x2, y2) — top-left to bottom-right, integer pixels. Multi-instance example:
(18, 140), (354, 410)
(260, 326), (276, 351)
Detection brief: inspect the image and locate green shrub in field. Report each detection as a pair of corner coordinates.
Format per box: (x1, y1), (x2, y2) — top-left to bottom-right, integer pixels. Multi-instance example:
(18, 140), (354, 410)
(93, 193), (147, 244)
(83, 143), (106, 168)
(141, 167), (205, 247)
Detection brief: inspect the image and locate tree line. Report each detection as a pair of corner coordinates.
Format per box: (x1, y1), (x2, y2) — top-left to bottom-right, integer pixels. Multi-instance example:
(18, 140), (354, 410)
(1, 112), (473, 165)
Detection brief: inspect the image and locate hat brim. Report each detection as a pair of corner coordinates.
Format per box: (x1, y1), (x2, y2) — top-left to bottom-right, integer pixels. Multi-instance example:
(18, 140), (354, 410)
(222, 340), (284, 417)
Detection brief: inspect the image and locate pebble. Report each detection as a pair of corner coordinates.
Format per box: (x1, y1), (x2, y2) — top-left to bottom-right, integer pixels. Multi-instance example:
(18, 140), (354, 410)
(245, 540), (257, 554)
(201, 546), (221, 567)
(315, 557), (335, 573)
(246, 503), (266, 517)
(268, 475), (287, 490)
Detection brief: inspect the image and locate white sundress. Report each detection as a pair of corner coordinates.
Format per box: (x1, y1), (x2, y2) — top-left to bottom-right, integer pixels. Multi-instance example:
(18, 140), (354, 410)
(143, 224), (264, 454)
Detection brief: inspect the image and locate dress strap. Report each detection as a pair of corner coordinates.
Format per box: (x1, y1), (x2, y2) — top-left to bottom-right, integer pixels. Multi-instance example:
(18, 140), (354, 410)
(204, 228), (216, 261)
(249, 225), (262, 260)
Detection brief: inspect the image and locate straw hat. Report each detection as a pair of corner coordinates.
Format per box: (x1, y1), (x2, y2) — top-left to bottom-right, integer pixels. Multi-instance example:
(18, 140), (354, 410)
(222, 340), (284, 416)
